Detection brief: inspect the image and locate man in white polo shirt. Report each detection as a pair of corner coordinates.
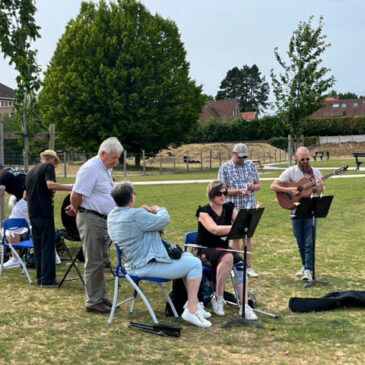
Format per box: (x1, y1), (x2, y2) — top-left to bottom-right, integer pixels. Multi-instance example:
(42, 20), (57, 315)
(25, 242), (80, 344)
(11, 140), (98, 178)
(70, 137), (123, 314)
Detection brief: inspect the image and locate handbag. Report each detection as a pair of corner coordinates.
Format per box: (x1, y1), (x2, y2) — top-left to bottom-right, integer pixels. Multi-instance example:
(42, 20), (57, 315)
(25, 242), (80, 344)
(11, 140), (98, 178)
(161, 238), (183, 260)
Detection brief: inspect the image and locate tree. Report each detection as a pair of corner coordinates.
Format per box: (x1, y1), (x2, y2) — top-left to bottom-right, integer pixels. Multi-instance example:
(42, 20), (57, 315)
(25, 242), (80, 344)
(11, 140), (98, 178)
(0, 0), (42, 170)
(39, 0), (204, 163)
(271, 16), (335, 138)
(216, 64), (269, 114)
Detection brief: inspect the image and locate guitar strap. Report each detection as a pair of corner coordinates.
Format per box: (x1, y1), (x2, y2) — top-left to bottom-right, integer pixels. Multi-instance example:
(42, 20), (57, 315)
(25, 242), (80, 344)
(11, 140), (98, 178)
(308, 167), (315, 181)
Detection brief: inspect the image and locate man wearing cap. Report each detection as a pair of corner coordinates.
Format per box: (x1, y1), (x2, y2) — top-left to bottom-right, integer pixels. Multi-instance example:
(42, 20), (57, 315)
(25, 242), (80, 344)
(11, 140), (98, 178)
(218, 143), (261, 277)
(0, 163), (28, 268)
(69, 137), (123, 314)
(25, 149), (73, 286)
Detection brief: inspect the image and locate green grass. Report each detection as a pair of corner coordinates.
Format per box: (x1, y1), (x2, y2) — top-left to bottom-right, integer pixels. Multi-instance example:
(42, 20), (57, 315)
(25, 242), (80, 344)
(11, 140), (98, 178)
(0, 175), (364, 364)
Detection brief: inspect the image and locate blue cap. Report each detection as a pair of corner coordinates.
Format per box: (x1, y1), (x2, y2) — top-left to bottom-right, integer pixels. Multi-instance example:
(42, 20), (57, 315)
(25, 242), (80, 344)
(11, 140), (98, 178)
(0, 163), (4, 168)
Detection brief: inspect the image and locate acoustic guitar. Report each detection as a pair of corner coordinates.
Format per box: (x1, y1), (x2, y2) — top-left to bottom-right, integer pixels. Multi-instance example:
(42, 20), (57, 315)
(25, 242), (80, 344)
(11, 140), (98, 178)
(276, 165), (348, 210)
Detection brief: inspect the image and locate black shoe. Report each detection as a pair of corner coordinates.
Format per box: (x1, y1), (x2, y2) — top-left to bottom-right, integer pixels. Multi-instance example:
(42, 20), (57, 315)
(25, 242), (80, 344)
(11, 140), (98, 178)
(40, 280), (59, 288)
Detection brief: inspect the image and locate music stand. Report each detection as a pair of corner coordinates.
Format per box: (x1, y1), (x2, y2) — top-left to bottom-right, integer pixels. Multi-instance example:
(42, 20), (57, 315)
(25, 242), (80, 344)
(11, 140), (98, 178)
(222, 207), (265, 329)
(293, 196), (333, 289)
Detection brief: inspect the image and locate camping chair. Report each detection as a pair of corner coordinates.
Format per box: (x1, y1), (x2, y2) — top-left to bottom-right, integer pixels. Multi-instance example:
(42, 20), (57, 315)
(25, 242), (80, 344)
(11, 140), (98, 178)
(57, 194), (85, 288)
(0, 218), (33, 284)
(108, 243), (179, 325)
(183, 231), (240, 307)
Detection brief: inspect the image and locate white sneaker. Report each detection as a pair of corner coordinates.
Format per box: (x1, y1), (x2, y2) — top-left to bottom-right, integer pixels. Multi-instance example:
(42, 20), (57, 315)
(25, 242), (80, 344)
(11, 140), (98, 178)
(183, 301), (212, 319)
(211, 295), (225, 316)
(181, 308), (212, 328)
(55, 251), (61, 265)
(302, 269), (312, 281)
(296, 267), (305, 277)
(247, 267), (259, 278)
(3, 257), (21, 269)
(244, 304), (258, 320)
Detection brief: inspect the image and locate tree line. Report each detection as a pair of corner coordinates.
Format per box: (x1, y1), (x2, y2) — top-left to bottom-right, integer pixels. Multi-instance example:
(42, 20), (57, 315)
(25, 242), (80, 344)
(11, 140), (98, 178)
(1, 0), (360, 162)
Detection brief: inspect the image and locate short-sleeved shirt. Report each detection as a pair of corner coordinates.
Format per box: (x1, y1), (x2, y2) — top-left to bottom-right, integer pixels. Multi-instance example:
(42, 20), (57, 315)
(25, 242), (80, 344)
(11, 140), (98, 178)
(277, 165), (322, 215)
(0, 167), (26, 200)
(195, 202), (234, 249)
(72, 155), (115, 215)
(26, 163), (56, 218)
(218, 159), (259, 209)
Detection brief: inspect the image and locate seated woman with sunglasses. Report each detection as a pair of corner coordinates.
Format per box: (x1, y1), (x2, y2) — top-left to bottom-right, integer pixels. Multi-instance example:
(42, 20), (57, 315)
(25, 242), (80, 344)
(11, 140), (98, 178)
(107, 181), (212, 328)
(194, 180), (257, 320)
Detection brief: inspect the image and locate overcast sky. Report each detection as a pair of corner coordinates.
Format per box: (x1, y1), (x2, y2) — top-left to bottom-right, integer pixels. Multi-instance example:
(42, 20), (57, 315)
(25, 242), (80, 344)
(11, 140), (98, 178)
(1, 0), (364, 105)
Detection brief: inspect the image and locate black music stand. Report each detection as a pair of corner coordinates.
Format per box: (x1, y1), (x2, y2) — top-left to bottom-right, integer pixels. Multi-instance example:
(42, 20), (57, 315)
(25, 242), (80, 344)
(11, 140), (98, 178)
(293, 196), (333, 289)
(222, 207), (265, 329)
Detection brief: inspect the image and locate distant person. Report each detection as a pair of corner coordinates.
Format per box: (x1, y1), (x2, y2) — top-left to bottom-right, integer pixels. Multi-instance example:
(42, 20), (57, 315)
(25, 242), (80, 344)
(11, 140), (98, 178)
(218, 143), (261, 278)
(270, 147), (323, 281)
(195, 180), (257, 320)
(25, 150), (73, 286)
(70, 137), (124, 314)
(0, 164), (28, 268)
(107, 181), (212, 327)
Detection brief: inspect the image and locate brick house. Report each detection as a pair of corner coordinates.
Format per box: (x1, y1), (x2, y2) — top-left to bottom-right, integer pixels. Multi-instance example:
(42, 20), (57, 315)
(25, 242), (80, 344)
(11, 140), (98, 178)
(199, 98), (241, 124)
(241, 111), (257, 120)
(311, 98), (365, 118)
(0, 83), (15, 118)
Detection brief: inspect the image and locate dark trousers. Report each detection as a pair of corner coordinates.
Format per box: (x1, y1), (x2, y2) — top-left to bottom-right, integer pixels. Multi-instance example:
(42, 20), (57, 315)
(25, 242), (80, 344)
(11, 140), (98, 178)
(30, 216), (56, 285)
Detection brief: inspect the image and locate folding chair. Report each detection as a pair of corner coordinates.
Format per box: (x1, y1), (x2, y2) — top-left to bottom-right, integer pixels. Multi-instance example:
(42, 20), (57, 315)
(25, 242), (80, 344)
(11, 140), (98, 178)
(0, 218), (33, 284)
(108, 243), (179, 325)
(184, 231), (241, 306)
(57, 194), (85, 288)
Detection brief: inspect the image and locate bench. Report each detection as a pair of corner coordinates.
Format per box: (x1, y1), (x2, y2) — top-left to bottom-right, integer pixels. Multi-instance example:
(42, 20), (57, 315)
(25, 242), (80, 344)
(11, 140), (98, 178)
(313, 151), (330, 161)
(353, 152), (365, 170)
(252, 160), (263, 171)
(183, 156), (200, 164)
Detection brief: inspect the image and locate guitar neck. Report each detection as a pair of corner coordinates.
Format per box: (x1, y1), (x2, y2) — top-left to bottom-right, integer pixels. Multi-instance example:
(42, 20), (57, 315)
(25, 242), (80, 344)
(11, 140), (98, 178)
(301, 168), (346, 190)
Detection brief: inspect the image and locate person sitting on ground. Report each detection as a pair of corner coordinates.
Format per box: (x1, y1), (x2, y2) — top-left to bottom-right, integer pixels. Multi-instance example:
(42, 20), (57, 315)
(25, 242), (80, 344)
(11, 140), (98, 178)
(194, 180), (257, 320)
(107, 181), (212, 328)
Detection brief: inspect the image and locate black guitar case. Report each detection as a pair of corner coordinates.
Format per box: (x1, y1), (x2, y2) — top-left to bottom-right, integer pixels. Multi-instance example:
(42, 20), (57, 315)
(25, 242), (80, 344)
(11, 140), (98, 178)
(289, 290), (365, 312)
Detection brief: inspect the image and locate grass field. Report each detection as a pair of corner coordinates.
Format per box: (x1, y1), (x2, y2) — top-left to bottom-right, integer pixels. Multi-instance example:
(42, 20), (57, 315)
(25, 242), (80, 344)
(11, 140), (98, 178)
(0, 166), (364, 364)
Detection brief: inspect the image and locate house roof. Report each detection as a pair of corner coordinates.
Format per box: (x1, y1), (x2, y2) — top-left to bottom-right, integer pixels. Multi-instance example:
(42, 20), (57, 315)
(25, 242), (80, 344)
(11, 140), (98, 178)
(241, 111), (257, 120)
(199, 98), (240, 123)
(311, 98), (365, 118)
(0, 83), (15, 99)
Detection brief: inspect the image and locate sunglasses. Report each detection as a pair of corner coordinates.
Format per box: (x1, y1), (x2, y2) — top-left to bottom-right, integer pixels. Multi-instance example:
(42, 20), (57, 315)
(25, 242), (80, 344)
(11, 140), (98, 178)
(300, 158), (310, 162)
(215, 190), (228, 197)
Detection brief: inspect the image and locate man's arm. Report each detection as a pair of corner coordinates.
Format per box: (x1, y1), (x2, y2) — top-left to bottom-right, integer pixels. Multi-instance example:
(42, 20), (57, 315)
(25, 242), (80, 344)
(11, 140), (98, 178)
(46, 180), (73, 191)
(270, 179), (299, 195)
(70, 191), (83, 212)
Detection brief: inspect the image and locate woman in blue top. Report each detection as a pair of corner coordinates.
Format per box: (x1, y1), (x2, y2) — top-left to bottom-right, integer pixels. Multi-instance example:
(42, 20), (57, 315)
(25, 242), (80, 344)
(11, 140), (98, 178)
(107, 181), (212, 328)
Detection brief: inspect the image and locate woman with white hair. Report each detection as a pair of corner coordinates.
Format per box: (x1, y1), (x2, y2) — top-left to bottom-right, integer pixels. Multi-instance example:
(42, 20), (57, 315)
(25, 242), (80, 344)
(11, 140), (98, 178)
(107, 181), (212, 328)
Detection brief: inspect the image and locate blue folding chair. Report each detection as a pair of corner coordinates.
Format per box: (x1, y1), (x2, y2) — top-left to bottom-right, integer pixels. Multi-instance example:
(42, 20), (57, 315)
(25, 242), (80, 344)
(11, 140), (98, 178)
(108, 243), (179, 325)
(184, 231), (241, 306)
(0, 218), (33, 284)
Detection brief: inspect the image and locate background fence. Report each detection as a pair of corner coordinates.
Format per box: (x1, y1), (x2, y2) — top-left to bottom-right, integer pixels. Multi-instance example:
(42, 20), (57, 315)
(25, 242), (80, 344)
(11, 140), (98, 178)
(2, 146), (288, 177)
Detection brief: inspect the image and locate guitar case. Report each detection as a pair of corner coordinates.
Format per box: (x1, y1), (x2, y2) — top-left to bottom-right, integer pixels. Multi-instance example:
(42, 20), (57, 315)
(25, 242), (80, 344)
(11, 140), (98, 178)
(289, 290), (365, 312)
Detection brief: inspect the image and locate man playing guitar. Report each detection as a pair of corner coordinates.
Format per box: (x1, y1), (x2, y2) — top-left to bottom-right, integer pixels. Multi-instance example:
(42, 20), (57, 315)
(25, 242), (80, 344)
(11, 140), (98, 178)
(270, 147), (323, 281)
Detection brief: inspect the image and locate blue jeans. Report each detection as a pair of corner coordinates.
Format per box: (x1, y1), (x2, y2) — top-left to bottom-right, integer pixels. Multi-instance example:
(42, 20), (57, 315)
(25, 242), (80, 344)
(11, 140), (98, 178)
(291, 218), (316, 271)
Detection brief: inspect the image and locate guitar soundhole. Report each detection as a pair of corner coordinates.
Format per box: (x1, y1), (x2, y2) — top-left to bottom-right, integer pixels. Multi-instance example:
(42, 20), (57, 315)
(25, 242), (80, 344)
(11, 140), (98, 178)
(297, 185), (304, 192)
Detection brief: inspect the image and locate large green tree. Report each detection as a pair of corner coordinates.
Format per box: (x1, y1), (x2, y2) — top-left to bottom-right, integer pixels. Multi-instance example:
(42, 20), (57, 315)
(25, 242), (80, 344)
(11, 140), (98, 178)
(0, 0), (42, 169)
(271, 15), (335, 137)
(216, 64), (269, 114)
(39, 0), (204, 158)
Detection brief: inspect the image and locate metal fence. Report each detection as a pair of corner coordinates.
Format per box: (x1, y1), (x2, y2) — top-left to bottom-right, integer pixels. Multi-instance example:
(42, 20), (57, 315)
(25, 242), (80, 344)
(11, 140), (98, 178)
(3, 147), (288, 177)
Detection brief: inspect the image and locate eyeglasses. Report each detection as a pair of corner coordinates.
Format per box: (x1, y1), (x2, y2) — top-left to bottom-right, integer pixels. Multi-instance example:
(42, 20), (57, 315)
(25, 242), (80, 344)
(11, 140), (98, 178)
(235, 153), (247, 159)
(300, 158), (310, 162)
(215, 190), (228, 197)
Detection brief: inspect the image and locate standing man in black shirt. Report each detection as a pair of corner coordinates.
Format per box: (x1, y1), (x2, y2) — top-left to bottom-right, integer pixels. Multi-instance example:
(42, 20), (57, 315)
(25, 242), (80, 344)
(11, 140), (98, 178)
(25, 150), (72, 286)
(0, 163), (28, 268)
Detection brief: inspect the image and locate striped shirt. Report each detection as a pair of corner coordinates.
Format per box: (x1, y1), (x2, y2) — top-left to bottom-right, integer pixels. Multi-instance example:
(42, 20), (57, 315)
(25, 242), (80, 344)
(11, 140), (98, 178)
(218, 159), (259, 210)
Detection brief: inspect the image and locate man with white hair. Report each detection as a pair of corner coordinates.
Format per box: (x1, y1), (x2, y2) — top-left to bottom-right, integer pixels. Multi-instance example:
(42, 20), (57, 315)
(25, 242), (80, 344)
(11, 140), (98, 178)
(70, 137), (123, 314)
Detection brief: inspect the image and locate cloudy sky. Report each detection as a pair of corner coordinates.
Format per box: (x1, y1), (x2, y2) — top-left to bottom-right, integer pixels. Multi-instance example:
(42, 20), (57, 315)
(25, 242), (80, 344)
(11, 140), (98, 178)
(1, 0), (364, 105)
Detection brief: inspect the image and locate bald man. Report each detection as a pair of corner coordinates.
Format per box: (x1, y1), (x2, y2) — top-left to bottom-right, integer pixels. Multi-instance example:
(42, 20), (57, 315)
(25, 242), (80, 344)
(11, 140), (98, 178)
(270, 147), (323, 281)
